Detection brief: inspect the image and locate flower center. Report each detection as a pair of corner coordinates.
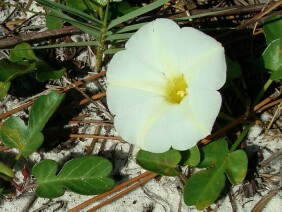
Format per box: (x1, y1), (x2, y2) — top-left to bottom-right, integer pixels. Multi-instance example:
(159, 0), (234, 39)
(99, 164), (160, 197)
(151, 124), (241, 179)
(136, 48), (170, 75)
(166, 75), (188, 104)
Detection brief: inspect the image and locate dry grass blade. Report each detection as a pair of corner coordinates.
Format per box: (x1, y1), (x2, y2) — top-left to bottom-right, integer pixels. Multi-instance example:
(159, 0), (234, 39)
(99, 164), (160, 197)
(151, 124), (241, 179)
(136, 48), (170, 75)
(0, 71), (106, 120)
(68, 119), (113, 126)
(256, 98), (282, 113)
(0, 26), (80, 48)
(70, 134), (123, 141)
(87, 173), (158, 211)
(260, 149), (282, 168)
(0, 101), (33, 121)
(85, 125), (102, 155)
(266, 100), (282, 131)
(251, 189), (280, 212)
(69, 171), (157, 212)
(0, 92), (106, 127)
(78, 92), (106, 105)
(60, 71), (106, 92)
(236, 1), (282, 30)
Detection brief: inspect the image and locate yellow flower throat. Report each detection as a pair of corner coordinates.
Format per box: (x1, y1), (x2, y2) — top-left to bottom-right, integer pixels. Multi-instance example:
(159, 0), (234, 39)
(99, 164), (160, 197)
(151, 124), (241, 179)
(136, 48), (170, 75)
(166, 75), (188, 104)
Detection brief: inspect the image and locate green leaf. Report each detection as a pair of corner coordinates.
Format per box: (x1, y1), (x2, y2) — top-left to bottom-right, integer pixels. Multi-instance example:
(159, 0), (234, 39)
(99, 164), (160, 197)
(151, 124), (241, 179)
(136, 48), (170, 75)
(116, 22), (146, 34)
(0, 117), (44, 157)
(0, 59), (36, 82)
(66, 0), (89, 11)
(46, 11), (62, 29)
(136, 149), (181, 176)
(106, 32), (134, 41)
(262, 39), (282, 80)
(35, 61), (66, 82)
(36, 0), (102, 26)
(109, 1), (139, 20)
(183, 139), (248, 209)
(184, 140), (228, 210)
(226, 150), (248, 184)
(0, 91), (64, 157)
(45, 7), (101, 39)
(270, 69), (282, 80)
(263, 14), (282, 45)
(104, 48), (123, 54)
(32, 156), (115, 198)
(226, 57), (242, 81)
(184, 168), (226, 210)
(0, 81), (11, 99)
(0, 162), (14, 181)
(115, 1), (139, 15)
(9, 43), (39, 62)
(28, 91), (65, 132)
(108, 0), (169, 29)
(197, 139), (229, 168)
(179, 145), (200, 166)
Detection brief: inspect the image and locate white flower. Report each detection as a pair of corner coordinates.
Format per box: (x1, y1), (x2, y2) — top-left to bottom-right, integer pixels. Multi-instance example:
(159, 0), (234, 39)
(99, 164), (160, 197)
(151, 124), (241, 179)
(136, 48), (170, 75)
(106, 19), (226, 153)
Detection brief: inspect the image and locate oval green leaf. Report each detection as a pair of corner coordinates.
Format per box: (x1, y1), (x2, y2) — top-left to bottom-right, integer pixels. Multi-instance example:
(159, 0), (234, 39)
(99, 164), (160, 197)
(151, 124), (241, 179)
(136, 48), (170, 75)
(184, 168), (226, 210)
(35, 61), (66, 82)
(136, 149), (181, 176)
(9, 42), (39, 62)
(179, 145), (200, 166)
(183, 139), (248, 209)
(0, 91), (64, 157)
(0, 117), (44, 157)
(0, 162), (14, 181)
(262, 39), (282, 79)
(226, 150), (248, 185)
(0, 59), (36, 82)
(32, 156), (115, 198)
(263, 15), (282, 45)
(28, 91), (65, 132)
(197, 139), (229, 168)
(46, 11), (62, 29)
(0, 81), (11, 99)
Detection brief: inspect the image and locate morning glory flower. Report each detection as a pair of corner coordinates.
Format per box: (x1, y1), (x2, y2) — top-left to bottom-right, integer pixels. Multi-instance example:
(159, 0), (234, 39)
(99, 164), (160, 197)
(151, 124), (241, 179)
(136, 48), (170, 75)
(106, 18), (226, 153)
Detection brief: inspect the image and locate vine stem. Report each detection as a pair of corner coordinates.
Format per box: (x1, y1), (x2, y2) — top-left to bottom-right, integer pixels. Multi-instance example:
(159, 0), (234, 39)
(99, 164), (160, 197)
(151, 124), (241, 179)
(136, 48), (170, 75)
(253, 78), (273, 106)
(230, 124), (252, 152)
(95, 0), (110, 72)
(15, 152), (22, 161)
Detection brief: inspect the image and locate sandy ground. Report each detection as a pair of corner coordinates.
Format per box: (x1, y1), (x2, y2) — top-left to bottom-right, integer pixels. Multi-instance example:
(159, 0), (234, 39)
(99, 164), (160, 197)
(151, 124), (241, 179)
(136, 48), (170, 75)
(0, 0), (281, 211)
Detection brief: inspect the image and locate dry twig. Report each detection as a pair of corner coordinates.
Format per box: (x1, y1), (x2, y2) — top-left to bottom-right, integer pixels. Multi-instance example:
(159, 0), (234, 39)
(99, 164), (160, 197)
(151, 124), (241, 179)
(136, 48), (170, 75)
(69, 171), (158, 212)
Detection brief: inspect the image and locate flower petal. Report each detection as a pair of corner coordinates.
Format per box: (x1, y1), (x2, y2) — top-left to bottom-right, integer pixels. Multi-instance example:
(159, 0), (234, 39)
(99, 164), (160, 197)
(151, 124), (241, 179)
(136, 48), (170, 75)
(185, 47), (226, 90)
(107, 50), (166, 95)
(125, 19), (181, 77)
(141, 90), (222, 153)
(141, 105), (207, 153)
(106, 85), (161, 116)
(113, 96), (170, 148)
(185, 89), (222, 134)
(176, 27), (224, 76)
